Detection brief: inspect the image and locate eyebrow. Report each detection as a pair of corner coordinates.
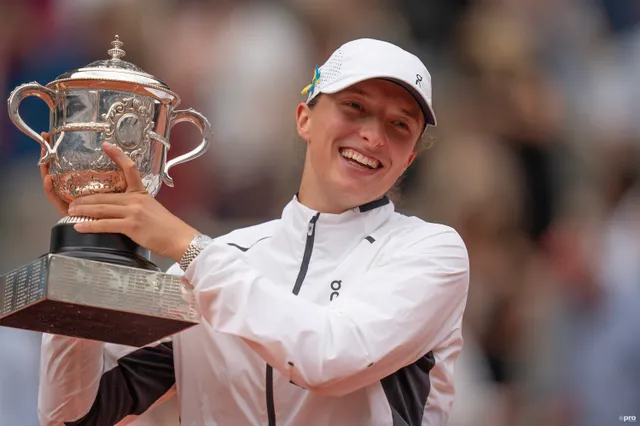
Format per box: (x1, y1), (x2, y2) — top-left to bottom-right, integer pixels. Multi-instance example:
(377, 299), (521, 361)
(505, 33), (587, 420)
(341, 87), (421, 122)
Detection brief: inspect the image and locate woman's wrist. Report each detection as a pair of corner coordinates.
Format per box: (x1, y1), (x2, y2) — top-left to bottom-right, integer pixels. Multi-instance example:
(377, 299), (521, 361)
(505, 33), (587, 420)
(178, 233), (214, 271)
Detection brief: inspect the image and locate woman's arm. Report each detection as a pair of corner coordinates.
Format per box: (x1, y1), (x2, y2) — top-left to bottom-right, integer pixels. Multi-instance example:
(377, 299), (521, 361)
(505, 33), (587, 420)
(185, 227), (469, 396)
(39, 334), (176, 426)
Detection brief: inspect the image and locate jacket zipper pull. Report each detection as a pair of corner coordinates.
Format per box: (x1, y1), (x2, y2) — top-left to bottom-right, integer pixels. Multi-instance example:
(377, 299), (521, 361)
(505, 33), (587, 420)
(307, 222), (315, 236)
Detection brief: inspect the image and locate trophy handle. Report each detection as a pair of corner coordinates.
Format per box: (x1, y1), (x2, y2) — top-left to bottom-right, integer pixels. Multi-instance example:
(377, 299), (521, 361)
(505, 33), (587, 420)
(7, 82), (57, 165)
(162, 108), (212, 187)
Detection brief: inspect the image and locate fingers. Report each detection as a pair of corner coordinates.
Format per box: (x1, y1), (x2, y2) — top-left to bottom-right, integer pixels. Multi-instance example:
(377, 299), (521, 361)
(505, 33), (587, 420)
(68, 204), (129, 219)
(39, 132), (69, 216)
(74, 219), (127, 234)
(39, 147), (49, 181)
(70, 193), (137, 207)
(44, 175), (69, 216)
(102, 142), (146, 193)
(40, 131), (51, 144)
(39, 132), (50, 181)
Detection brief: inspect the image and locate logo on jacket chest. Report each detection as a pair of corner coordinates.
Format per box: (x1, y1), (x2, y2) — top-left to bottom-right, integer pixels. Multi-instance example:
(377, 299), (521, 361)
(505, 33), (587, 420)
(329, 280), (342, 301)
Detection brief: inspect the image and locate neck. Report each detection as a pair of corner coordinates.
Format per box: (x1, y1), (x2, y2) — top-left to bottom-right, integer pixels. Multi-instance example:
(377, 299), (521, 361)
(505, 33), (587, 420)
(298, 160), (352, 214)
(298, 181), (351, 215)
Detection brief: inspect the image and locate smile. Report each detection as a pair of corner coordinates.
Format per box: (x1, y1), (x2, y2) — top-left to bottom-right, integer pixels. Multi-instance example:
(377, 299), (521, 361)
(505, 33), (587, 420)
(339, 148), (381, 170)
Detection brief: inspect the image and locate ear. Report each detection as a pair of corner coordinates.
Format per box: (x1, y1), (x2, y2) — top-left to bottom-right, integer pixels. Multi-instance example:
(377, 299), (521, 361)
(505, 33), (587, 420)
(296, 103), (312, 142)
(406, 151), (417, 169)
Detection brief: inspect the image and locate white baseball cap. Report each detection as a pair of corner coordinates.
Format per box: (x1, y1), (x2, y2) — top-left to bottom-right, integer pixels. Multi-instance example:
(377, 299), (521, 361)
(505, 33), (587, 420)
(302, 38), (437, 127)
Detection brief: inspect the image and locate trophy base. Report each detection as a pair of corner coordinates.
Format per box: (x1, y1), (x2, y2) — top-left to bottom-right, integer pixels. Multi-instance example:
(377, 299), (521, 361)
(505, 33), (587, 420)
(0, 254), (199, 347)
(50, 222), (158, 271)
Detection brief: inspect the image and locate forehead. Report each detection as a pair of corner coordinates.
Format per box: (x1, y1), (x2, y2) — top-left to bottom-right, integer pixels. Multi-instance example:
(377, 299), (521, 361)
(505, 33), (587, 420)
(336, 79), (423, 120)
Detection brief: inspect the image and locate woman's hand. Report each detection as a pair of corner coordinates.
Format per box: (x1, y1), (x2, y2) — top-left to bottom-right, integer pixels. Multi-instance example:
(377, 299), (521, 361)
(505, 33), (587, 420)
(69, 142), (200, 263)
(40, 132), (69, 216)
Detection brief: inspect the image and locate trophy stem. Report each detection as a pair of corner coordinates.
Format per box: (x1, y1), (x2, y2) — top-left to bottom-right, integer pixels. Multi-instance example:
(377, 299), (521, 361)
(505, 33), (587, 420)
(49, 223), (159, 271)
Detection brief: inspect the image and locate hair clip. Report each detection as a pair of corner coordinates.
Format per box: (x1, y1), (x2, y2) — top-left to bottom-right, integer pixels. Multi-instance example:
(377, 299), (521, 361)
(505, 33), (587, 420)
(301, 66), (321, 96)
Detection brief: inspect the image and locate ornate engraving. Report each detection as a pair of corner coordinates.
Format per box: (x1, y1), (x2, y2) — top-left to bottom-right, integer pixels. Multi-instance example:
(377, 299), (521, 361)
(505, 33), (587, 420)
(108, 35), (126, 60)
(57, 216), (97, 224)
(51, 169), (126, 203)
(102, 97), (155, 151)
(49, 123), (110, 135)
(90, 153), (116, 170)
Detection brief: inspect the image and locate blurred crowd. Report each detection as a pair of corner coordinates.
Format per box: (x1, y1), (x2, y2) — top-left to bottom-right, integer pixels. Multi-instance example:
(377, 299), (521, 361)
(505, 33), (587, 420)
(1, 0), (639, 425)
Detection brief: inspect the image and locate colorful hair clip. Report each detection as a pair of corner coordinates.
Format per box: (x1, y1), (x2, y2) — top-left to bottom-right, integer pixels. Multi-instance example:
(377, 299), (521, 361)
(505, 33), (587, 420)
(301, 65), (321, 96)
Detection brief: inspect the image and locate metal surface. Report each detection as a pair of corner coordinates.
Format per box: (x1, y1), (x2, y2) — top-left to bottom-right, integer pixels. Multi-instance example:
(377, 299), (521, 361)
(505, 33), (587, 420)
(7, 35), (213, 202)
(2, 35), (212, 345)
(53, 35), (170, 89)
(0, 254), (199, 347)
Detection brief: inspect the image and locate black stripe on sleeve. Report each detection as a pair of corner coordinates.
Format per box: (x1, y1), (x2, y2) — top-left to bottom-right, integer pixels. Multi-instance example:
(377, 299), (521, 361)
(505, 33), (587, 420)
(227, 236), (271, 253)
(381, 351), (436, 426)
(65, 342), (175, 426)
(227, 243), (249, 252)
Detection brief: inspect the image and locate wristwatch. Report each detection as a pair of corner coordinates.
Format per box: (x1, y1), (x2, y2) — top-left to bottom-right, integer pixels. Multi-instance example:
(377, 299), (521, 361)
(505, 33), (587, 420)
(179, 234), (214, 271)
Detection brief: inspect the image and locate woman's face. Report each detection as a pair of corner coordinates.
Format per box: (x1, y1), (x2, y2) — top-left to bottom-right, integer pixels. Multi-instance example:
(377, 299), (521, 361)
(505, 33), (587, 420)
(296, 79), (425, 212)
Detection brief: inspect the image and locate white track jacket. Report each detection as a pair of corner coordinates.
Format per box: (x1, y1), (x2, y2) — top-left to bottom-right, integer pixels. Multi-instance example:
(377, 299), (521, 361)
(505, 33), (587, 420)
(38, 196), (469, 426)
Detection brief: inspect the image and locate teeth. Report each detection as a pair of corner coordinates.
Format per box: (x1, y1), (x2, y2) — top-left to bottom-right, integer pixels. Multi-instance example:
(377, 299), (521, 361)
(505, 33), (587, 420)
(340, 149), (380, 169)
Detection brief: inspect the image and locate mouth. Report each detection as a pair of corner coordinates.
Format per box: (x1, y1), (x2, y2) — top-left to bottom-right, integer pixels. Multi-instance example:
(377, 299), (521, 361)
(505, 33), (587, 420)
(339, 148), (382, 170)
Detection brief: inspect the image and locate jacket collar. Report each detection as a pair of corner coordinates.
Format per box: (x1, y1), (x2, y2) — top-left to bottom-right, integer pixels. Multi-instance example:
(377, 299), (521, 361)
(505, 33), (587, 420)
(358, 196), (391, 212)
(279, 195), (394, 257)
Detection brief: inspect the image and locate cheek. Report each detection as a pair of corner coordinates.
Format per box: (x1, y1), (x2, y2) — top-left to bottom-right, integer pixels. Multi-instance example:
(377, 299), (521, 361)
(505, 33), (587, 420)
(389, 145), (415, 174)
(311, 120), (350, 158)
(318, 111), (356, 142)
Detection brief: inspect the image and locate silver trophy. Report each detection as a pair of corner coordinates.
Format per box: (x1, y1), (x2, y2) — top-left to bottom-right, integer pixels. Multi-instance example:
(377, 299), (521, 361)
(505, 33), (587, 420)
(0, 36), (211, 346)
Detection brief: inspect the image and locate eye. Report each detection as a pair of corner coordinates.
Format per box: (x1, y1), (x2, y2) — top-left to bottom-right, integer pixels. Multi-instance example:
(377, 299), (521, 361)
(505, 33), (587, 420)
(394, 121), (410, 130)
(344, 101), (365, 112)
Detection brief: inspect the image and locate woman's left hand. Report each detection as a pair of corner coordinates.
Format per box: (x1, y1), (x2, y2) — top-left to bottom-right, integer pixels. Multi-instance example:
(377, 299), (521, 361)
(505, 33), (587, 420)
(69, 142), (200, 263)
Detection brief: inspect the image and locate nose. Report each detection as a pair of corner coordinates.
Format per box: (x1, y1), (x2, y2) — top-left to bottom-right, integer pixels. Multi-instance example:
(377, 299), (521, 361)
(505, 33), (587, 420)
(359, 118), (386, 148)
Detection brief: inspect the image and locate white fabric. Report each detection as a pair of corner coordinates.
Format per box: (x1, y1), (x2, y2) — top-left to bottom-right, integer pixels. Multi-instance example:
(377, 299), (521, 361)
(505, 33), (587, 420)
(38, 336), (177, 426)
(306, 38), (437, 126)
(39, 196), (468, 425)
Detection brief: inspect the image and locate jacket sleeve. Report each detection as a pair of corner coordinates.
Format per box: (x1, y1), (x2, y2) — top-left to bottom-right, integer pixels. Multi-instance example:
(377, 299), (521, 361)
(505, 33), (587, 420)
(184, 228), (469, 396)
(37, 265), (186, 425)
(38, 335), (105, 424)
(38, 335), (176, 426)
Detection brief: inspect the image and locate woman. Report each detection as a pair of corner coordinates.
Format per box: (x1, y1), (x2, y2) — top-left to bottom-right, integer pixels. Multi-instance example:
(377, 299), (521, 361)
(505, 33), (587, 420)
(39, 38), (469, 426)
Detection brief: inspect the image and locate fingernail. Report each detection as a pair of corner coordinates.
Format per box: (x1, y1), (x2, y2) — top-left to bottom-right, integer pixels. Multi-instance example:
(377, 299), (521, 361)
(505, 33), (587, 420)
(74, 223), (85, 232)
(68, 207), (76, 215)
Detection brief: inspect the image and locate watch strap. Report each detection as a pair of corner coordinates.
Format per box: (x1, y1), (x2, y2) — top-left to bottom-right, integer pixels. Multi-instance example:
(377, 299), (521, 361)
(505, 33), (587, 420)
(179, 234), (213, 271)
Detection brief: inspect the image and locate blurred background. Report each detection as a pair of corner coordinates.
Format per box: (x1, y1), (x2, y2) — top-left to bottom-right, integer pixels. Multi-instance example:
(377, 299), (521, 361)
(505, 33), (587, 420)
(1, 0), (639, 425)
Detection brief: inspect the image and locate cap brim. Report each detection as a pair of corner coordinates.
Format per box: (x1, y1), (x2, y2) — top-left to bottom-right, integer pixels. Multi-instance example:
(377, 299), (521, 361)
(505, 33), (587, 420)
(318, 74), (437, 127)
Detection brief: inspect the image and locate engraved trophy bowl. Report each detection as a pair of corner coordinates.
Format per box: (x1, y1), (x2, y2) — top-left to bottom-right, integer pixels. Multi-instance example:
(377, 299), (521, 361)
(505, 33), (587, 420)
(0, 36), (208, 346)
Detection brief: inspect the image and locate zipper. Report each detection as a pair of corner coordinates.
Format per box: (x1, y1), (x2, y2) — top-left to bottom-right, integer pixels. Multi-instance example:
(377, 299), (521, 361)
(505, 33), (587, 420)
(266, 213), (320, 426)
(292, 213), (320, 295)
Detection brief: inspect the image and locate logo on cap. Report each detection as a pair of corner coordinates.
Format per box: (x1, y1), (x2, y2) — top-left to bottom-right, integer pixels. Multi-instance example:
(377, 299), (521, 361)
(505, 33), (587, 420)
(415, 74), (423, 87)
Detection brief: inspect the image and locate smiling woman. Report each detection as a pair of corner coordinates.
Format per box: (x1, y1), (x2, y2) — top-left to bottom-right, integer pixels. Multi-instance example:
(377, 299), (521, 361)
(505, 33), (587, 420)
(304, 90), (426, 205)
(38, 38), (469, 426)
(297, 78), (426, 213)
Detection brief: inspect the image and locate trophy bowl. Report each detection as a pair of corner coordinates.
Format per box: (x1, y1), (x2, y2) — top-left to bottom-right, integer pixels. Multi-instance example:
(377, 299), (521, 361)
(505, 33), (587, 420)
(0, 36), (210, 346)
(7, 35), (213, 270)
(8, 35), (211, 203)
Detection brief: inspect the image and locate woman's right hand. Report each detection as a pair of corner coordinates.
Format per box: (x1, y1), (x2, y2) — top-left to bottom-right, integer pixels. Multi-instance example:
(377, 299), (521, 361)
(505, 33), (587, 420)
(39, 132), (69, 217)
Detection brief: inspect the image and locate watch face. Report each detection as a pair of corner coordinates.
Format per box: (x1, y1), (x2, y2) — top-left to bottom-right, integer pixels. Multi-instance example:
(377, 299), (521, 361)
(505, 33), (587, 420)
(193, 235), (213, 250)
